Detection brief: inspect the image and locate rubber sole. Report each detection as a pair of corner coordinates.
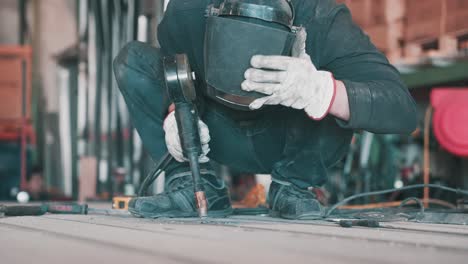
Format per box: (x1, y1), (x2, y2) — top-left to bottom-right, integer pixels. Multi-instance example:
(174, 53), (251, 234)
(128, 207), (234, 219)
(269, 210), (323, 220)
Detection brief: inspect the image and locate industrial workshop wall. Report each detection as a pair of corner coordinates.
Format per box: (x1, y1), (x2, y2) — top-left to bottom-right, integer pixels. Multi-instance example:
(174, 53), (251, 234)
(51, 0), (168, 201)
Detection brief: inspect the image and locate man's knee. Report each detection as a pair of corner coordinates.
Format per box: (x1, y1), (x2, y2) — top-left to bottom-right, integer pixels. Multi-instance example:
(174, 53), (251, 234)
(113, 41), (164, 91)
(114, 41), (145, 78)
(113, 41), (138, 83)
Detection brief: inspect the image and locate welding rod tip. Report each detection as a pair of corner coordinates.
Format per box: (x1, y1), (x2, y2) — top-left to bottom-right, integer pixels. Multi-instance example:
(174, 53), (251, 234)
(195, 191), (208, 218)
(198, 206), (208, 218)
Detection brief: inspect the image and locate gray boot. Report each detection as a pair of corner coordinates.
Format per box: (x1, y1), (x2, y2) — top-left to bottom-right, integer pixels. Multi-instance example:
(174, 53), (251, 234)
(129, 168), (233, 218)
(268, 180), (324, 220)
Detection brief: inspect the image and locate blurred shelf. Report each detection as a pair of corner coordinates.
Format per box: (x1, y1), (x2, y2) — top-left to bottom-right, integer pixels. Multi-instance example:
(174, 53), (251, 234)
(401, 60), (468, 89)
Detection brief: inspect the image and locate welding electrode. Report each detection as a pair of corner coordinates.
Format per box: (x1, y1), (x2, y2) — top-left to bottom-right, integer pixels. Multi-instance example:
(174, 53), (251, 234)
(164, 54), (208, 218)
(175, 103), (208, 217)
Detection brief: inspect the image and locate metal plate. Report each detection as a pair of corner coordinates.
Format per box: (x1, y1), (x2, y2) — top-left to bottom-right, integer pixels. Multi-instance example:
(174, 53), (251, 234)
(163, 54), (197, 103)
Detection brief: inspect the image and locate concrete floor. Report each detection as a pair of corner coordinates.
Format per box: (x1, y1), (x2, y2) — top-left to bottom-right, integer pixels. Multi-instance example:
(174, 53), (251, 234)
(1, 209), (468, 264)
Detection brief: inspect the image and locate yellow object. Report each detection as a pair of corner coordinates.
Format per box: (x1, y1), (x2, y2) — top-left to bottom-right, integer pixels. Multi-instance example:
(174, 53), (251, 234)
(112, 196), (133, 210)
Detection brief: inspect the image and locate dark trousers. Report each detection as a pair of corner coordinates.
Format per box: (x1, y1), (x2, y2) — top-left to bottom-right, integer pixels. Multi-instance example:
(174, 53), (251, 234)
(113, 41), (352, 188)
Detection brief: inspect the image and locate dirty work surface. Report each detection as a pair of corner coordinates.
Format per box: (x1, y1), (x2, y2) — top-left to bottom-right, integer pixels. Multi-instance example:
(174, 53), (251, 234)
(1, 212), (468, 264)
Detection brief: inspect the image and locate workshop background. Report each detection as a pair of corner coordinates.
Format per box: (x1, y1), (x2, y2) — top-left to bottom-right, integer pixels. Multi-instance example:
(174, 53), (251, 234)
(0, 0), (467, 209)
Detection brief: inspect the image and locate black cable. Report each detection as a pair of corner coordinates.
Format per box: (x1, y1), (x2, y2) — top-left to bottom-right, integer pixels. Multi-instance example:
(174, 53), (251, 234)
(138, 152), (173, 196)
(399, 197), (425, 214)
(325, 184), (468, 217)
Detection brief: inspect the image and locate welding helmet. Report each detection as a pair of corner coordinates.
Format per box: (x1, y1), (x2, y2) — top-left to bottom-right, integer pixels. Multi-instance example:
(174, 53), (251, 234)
(204, 0), (299, 110)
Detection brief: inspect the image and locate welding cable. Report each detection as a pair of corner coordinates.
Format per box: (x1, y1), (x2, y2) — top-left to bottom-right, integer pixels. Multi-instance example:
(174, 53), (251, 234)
(399, 197), (425, 214)
(423, 106), (432, 207)
(325, 184), (468, 217)
(138, 152), (173, 196)
(338, 198), (456, 210)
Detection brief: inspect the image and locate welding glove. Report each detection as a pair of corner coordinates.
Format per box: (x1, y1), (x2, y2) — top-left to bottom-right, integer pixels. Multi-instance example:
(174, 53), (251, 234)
(163, 111), (211, 163)
(241, 29), (336, 120)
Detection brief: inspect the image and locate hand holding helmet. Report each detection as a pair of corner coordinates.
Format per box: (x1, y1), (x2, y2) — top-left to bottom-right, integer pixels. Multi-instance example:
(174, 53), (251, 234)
(241, 29), (337, 120)
(204, 0), (300, 110)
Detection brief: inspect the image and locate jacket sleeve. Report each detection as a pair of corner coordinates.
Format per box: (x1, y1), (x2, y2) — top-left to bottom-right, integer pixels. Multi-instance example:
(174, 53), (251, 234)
(314, 4), (417, 134)
(157, 1), (183, 56)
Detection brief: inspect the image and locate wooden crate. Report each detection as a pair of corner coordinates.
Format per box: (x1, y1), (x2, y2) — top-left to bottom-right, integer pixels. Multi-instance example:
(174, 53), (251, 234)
(403, 0), (468, 41)
(446, 0), (468, 35)
(337, 0), (468, 62)
(0, 46), (33, 191)
(403, 36), (463, 62)
(337, 0), (406, 60)
(365, 22), (404, 60)
(403, 0), (468, 60)
(337, 0), (404, 27)
(405, 0), (444, 42)
(0, 46), (32, 123)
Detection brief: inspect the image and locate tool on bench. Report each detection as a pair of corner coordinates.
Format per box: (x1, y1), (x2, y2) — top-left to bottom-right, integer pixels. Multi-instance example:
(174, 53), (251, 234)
(0, 203), (130, 217)
(48, 203), (130, 216)
(0, 204), (48, 217)
(338, 219), (380, 228)
(163, 54), (208, 218)
(112, 196), (134, 210)
(327, 217), (380, 228)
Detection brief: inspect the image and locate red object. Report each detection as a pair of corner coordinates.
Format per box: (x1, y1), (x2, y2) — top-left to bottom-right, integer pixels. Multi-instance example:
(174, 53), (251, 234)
(0, 46), (34, 190)
(431, 88), (468, 157)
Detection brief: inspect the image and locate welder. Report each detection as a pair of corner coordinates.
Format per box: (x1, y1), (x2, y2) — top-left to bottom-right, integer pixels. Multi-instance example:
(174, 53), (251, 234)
(113, 0), (417, 219)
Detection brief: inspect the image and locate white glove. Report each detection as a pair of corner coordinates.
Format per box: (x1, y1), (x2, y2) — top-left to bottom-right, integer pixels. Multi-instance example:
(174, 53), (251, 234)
(163, 111), (211, 163)
(291, 27), (308, 58)
(241, 29), (336, 120)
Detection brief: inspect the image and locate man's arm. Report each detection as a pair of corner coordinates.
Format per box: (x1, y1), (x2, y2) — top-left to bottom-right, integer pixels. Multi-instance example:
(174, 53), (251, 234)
(329, 80), (350, 121)
(316, 4), (417, 134)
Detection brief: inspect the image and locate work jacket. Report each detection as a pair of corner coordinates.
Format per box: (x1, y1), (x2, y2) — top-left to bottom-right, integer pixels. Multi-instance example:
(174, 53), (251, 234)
(157, 0), (417, 134)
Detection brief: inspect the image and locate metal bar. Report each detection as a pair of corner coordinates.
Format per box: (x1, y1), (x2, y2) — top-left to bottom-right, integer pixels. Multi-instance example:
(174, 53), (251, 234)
(76, 0), (89, 200)
(126, 0), (137, 43)
(100, 0), (113, 196)
(20, 59), (27, 190)
(91, 0), (105, 193)
(18, 0), (27, 45)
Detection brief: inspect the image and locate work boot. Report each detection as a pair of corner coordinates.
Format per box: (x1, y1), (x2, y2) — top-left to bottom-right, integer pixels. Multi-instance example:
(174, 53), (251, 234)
(268, 180), (324, 220)
(129, 168), (233, 218)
